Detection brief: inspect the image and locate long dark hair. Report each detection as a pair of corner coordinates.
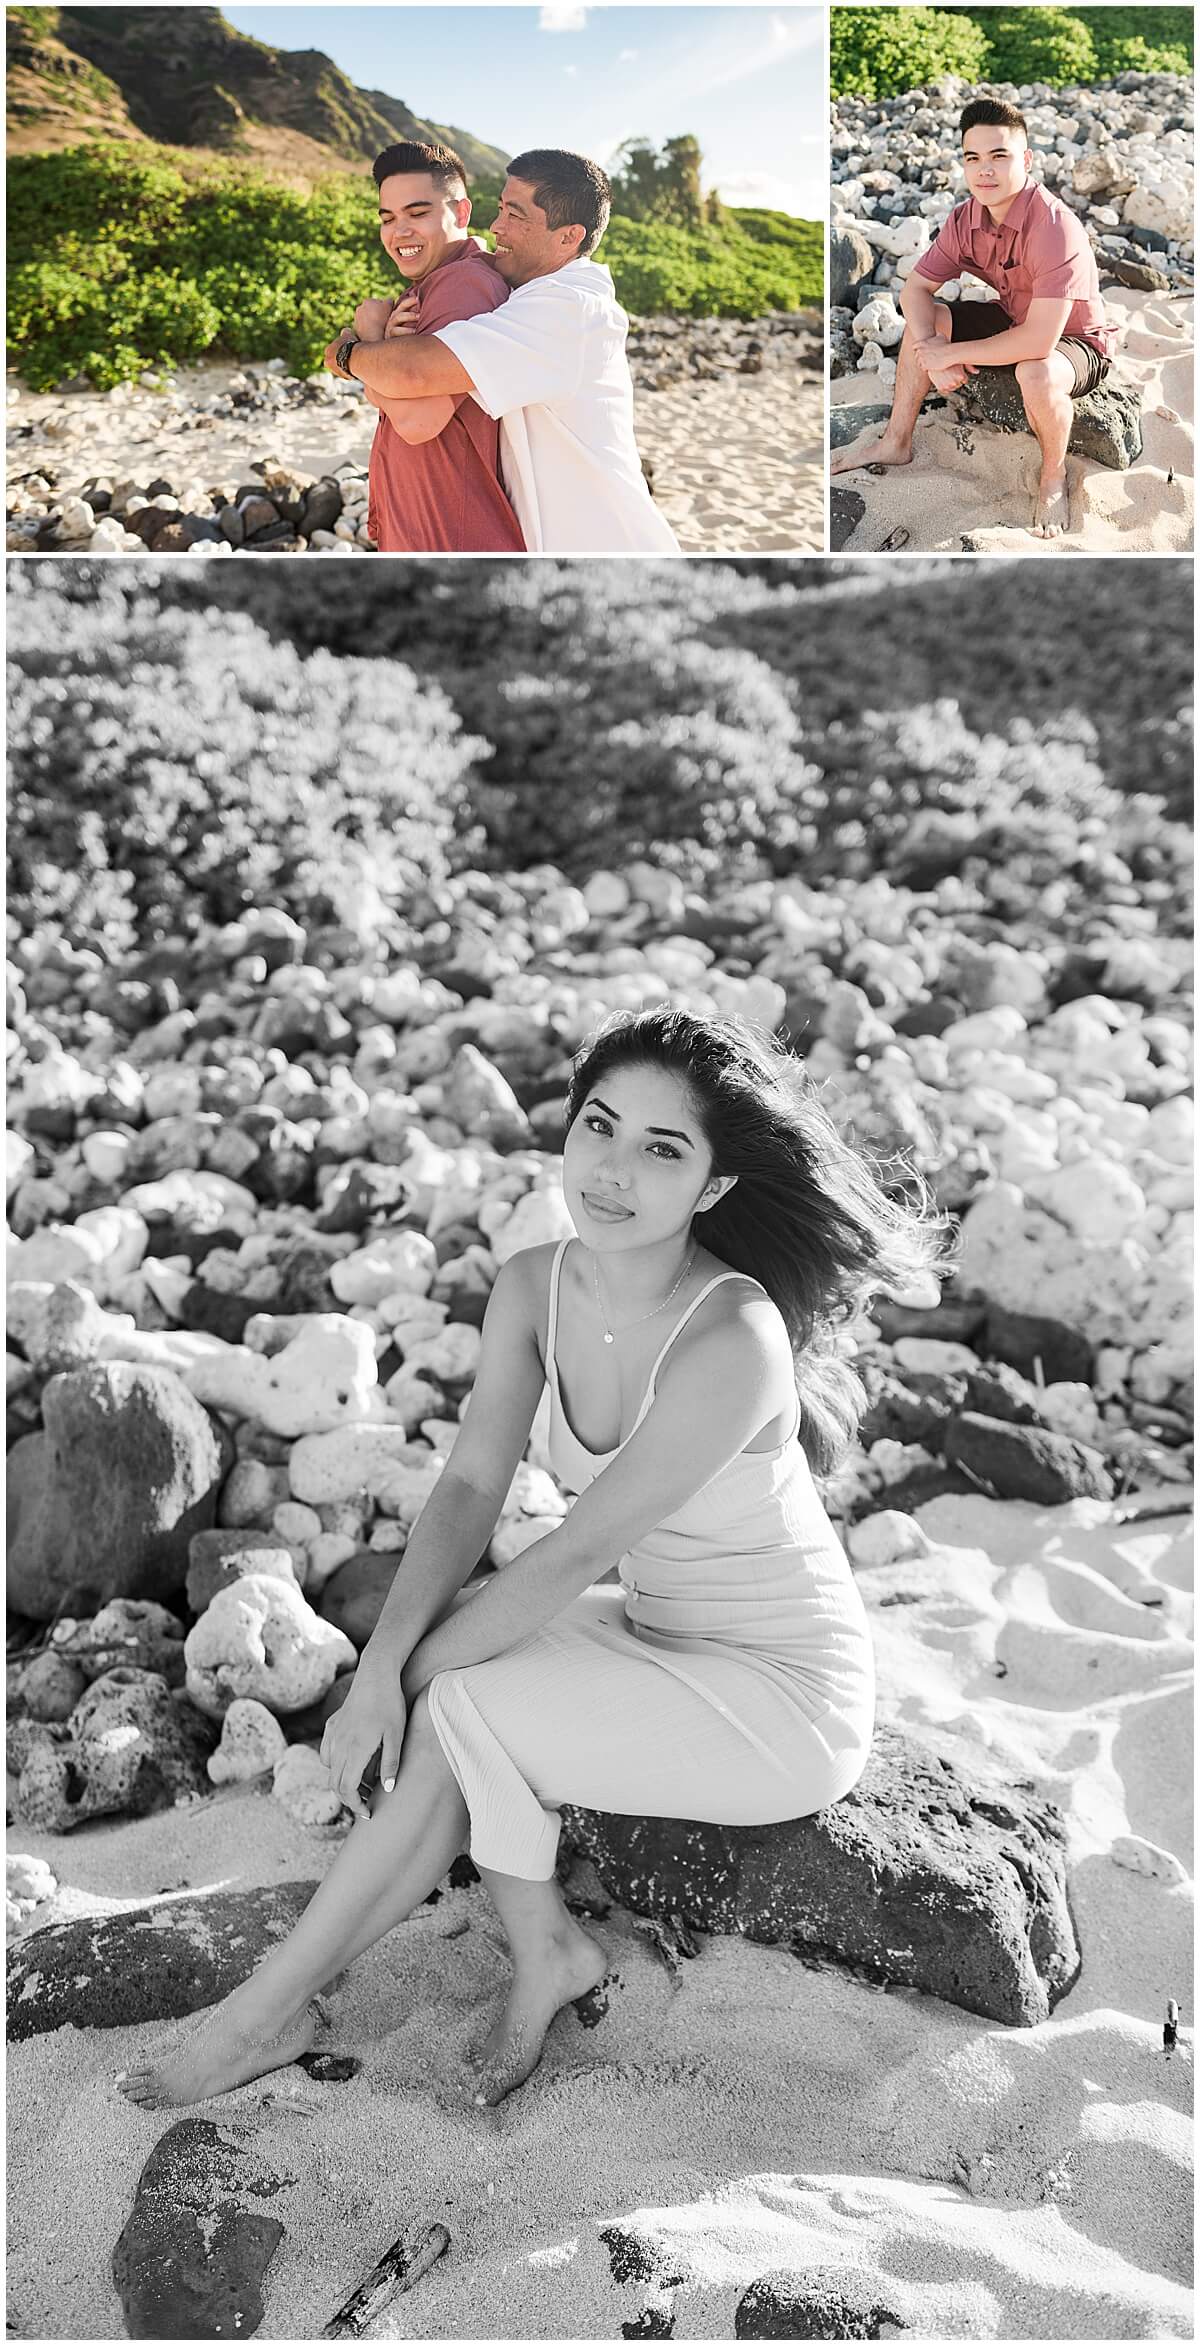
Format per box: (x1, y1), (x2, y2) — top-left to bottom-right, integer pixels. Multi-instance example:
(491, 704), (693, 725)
(565, 1006), (949, 1475)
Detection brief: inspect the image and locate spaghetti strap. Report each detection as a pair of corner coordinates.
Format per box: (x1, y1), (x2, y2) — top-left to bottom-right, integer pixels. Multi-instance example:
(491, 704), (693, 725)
(631, 1271), (759, 1432)
(544, 1237), (572, 1378)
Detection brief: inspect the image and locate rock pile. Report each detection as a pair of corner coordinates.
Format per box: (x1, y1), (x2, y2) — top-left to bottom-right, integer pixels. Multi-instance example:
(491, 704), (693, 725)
(627, 309), (824, 391)
(6, 310), (822, 555)
(6, 840), (1192, 1845)
(830, 70), (1195, 401)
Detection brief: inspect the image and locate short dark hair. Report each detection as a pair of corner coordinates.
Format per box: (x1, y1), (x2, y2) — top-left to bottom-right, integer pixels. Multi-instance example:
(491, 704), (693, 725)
(373, 140), (468, 198)
(959, 99), (1028, 140)
(505, 149), (611, 256)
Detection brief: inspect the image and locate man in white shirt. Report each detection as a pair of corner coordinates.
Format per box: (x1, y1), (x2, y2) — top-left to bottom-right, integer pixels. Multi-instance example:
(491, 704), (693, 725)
(325, 149), (680, 555)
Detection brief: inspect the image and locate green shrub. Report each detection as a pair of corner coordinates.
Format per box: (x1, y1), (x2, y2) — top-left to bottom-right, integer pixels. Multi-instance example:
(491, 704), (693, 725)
(830, 6), (990, 100)
(6, 140), (821, 388)
(977, 10), (1097, 87)
(832, 3), (1192, 92)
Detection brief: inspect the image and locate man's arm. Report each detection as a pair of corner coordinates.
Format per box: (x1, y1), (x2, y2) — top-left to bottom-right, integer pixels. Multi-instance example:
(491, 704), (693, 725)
(326, 332), (477, 402)
(899, 273), (942, 340)
(365, 386), (459, 443)
(926, 295), (1073, 371)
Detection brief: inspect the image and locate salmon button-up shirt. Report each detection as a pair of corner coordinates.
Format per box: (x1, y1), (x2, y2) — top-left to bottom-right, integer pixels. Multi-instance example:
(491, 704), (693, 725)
(911, 180), (1113, 357)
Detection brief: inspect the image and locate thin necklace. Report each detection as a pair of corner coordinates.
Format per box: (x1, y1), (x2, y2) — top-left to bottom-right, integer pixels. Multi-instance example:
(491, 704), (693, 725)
(592, 1246), (696, 1346)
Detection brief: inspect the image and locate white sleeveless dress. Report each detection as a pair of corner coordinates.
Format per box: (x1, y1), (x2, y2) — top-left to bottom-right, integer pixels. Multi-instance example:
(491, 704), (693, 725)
(425, 1239), (875, 1880)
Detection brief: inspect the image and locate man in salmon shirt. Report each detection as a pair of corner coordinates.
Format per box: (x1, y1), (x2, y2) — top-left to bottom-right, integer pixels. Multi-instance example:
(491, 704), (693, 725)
(336, 140), (524, 553)
(325, 149), (680, 555)
(832, 98), (1115, 541)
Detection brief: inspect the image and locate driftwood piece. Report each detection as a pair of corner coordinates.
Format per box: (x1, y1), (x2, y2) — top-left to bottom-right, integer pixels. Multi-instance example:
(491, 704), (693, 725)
(322, 2222), (451, 2337)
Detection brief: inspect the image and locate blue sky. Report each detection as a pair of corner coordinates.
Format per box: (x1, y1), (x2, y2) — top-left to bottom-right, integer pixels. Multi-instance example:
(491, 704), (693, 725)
(223, 5), (826, 218)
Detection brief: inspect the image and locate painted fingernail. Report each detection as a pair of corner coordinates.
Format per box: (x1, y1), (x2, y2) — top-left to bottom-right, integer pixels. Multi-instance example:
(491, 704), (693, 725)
(382, 1777), (396, 1793)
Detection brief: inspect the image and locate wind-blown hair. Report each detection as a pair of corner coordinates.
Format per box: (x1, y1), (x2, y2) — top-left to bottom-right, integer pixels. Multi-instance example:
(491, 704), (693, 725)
(565, 1006), (950, 1476)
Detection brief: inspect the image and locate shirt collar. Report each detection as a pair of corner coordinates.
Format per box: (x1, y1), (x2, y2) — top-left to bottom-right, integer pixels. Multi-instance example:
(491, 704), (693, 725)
(968, 179), (1036, 238)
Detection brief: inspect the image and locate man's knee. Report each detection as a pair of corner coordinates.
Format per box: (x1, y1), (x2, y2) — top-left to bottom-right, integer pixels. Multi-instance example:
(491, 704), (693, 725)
(1015, 357), (1055, 395)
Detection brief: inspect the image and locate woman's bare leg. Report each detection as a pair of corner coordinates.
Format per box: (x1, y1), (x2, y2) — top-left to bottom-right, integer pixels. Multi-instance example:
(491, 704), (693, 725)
(116, 1693), (470, 2108)
(470, 1866), (608, 2105)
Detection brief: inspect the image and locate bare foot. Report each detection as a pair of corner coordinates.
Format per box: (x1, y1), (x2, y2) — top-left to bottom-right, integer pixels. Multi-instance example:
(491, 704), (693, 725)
(830, 431), (914, 476)
(1031, 473), (1071, 538)
(469, 1924), (607, 2107)
(115, 1990), (317, 2109)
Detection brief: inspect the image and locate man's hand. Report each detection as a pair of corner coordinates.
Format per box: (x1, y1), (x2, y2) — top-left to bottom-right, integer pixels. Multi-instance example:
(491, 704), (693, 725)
(930, 361), (974, 392)
(354, 296), (396, 342)
(384, 292), (421, 338)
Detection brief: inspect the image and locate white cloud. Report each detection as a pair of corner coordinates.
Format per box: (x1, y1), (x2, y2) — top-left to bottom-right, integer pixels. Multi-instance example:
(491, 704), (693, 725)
(539, 5), (586, 29)
(564, 62), (578, 76)
(617, 48), (638, 63)
(716, 168), (823, 221)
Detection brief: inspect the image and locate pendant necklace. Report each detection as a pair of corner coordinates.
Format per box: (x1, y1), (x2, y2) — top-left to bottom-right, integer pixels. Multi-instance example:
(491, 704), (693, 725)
(592, 1246), (696, 1345)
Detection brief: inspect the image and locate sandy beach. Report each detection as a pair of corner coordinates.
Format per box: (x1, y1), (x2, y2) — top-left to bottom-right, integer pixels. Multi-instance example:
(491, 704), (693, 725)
(830, 288), (1193, 555)
(5, 359), (824, 557)
(7, 1488), (1192, 2341)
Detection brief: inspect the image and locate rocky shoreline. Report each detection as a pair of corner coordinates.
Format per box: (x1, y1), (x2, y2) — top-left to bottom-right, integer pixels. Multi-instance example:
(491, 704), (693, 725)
(7, 818), (1192, 1854)
(5, 309), (824, 558)
(830, 69), (1195, 387)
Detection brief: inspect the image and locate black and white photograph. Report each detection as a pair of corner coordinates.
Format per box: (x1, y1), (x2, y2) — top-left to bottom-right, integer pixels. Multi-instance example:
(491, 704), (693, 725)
(3, 1), (1196, 2342)
(5, 552), (1193, 2339)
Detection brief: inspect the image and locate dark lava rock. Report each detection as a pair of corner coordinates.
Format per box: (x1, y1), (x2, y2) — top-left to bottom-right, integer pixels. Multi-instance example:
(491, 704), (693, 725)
(859, 1374), (958, 1451)
(830, 226), (875, 309)
(829, 399), (945, 452)
(12, 1669), (216, 1832)
(830, 486), (867, 551)
(299, 477), (343, 533)
(944, 1413), (1111, 1503)
(112, 2118), (286, 2340)
(7, 1880), (318, 2040)
(735, 2270), (904, 2339)
(561, 1724), (1079, 2025)
(1103, 256), (1171, 294)
(319, 1550), (401, 1649)
(962, 1365), (1048, 1427)
(955, 371), (1143, 470)
(984, 1307), (1093, 1386)
(176, 1279), (262, 1344)
(6, 1362), (229, 1620)
(872, 1298), (986, 1347)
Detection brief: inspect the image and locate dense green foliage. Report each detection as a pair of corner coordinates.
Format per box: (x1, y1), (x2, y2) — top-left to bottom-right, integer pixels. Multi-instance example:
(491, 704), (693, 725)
(6, 141), (820, 389)
(10, 563), (1191, 954)
(830, 4), (1193, 96)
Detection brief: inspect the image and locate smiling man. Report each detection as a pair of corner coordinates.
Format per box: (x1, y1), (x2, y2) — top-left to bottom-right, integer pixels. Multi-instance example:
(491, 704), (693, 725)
(347, 140), (524, 553)
(327, 148), (680, 555)
(831, 98), (1114, 540)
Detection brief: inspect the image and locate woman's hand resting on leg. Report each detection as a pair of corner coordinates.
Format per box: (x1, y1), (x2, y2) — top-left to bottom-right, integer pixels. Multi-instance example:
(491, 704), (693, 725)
(320, 1658), (408, 1821)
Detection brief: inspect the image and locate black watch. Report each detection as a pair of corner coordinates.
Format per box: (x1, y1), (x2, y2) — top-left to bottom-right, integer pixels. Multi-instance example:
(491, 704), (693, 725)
(335, 337), (360, 379)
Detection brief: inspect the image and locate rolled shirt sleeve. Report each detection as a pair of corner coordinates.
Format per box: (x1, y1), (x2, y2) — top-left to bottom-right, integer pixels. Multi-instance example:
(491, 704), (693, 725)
(911, 215), (967, 288)
(433, 277), (586, 419)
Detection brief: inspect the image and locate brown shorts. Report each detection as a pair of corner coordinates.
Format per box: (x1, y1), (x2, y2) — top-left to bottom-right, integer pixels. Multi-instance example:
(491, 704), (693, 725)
(946, 299), (1111, 396)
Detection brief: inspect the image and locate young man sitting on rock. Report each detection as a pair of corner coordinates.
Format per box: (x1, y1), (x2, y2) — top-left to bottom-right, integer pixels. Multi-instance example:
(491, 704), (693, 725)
(334, 139), (525, 555)
(831, 98), (1114, 541)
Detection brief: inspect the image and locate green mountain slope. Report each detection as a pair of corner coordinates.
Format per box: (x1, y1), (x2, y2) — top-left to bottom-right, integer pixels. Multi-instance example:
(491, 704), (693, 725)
(6, 4), (510, 180)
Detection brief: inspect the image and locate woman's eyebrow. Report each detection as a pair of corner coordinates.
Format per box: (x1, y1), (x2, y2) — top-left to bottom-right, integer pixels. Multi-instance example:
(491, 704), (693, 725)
(589, 1095), (694, 1148)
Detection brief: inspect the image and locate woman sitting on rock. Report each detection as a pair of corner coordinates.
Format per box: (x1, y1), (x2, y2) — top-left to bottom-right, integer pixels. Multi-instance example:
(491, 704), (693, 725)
(118, 1006), (944, 2111)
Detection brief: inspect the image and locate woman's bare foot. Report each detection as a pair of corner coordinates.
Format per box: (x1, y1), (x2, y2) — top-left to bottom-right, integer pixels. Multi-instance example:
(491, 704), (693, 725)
(830, 430), (914, 476)
(115, 1988), (318, 2110)
(1031, 472), (1071, 538)
(469, 1922), (607, 2107)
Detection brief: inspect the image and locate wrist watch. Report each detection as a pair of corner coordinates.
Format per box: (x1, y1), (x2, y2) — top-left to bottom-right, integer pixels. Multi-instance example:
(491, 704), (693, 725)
(334, 336), (360, 379)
